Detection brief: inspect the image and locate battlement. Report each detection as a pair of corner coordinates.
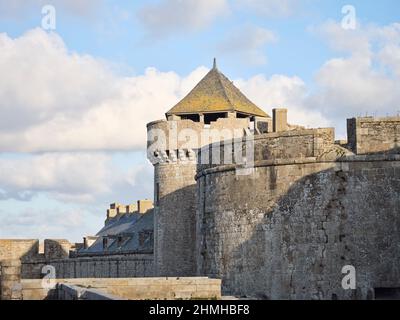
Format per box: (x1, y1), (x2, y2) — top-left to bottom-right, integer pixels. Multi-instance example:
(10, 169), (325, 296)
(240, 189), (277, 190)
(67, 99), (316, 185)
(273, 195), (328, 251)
(0, 239), (79, 263)
(196, 126), (350, 174)
(146, 108), (301, 166)
(44, 239), (74, 260)
(193, 114), (400, 173)
(347, 116), (400, 155)
(106, 200), (154, 221)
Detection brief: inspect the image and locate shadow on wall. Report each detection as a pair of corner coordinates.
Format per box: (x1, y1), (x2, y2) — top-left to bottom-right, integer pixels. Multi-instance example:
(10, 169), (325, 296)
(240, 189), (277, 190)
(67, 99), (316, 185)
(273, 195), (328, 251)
(44, 240), (71, 260)
(156, 184), (197, 277)
(18, 240), (71, 279)
(198, 149), (400, 300)
(0, 240), (40, 262)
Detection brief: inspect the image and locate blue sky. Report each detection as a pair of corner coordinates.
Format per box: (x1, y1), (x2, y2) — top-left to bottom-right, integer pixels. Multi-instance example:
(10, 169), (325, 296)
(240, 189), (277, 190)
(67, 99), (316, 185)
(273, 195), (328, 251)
(0, 0), (399, 241)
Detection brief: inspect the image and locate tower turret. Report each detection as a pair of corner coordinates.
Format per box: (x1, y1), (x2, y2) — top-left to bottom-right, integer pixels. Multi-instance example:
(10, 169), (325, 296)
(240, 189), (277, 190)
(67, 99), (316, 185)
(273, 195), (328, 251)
(147, 60), (271, 276)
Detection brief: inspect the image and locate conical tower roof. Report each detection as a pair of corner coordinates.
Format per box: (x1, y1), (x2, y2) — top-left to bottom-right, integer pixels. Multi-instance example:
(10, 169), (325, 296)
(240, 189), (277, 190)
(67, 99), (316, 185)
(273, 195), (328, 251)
(166, 59), (269, 118)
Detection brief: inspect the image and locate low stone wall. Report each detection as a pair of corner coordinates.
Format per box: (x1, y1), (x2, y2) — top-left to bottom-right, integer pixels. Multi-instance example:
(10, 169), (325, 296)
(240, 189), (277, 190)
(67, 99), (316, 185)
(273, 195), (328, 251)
(22, 254), (154, 279)
(0, 240), (39, 261)
(57, 284), (125, 300)
(21, 277), (221, 300)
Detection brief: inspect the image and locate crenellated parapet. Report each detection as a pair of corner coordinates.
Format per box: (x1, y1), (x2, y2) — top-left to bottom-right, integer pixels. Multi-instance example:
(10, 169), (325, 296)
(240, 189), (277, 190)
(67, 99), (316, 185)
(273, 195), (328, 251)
(347, 116), (400, 155)
(150, 148), (197, 165)
(106, 200), (153, 222)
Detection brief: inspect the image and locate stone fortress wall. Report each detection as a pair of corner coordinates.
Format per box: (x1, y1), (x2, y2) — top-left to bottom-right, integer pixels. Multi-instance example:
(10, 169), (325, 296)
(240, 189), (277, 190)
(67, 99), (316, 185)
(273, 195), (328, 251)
(0, 239), (154, 280)
(147, 116), (266, 277)
(194, 115), (400, 299)
(147, 97), (400, 300)
(21, 254), (154, 279)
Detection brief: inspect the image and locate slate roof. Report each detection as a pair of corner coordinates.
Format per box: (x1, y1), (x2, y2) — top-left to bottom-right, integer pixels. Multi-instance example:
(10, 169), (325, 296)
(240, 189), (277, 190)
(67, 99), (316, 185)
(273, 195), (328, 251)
(96, 213), (142, 237)
(166, 59), (269, 118)
(77, 210), (154, 255)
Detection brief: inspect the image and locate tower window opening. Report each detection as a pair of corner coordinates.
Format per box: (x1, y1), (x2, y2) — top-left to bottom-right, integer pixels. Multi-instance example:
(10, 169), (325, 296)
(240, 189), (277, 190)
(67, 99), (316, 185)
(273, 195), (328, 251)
(180, 114), (200, 122)
(204, 113), (227, 124)
(237, 113), (249, 119)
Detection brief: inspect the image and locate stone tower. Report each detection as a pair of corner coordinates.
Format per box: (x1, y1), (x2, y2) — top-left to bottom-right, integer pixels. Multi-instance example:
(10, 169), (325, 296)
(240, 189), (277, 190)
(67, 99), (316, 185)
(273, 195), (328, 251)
(147, 60), (271, 276)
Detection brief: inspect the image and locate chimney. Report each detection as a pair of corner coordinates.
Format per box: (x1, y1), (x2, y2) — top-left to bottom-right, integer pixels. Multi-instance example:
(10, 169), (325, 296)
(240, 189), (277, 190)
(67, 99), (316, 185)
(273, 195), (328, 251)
(83, 236), (98, 249)
(116, 204), (128, 215)
(273, 108), (288, 132)
(137, 199), (154, 214)
(107, 209), (117, 220)
(126, 203), (137, 214)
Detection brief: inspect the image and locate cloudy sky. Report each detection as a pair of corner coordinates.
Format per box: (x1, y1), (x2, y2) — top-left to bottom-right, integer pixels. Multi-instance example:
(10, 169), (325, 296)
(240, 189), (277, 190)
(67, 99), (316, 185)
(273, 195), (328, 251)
(0, 0), (399, 242)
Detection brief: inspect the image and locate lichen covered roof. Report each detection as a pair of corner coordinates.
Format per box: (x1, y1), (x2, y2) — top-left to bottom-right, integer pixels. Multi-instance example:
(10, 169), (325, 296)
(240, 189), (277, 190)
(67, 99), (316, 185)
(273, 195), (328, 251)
(166, 61), (269, 118)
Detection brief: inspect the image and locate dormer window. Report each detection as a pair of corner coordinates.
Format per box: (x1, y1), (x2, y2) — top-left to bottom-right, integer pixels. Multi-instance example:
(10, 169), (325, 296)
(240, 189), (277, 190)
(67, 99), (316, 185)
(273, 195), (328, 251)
(102, 237), (108, 250)
(117, 236), (123, 247)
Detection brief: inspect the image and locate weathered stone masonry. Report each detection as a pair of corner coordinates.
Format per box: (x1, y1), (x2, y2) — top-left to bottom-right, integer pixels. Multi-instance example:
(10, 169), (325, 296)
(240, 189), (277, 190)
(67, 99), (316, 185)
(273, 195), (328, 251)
(196, 156), (400, 299)
(0, 239), (154, 280)
(194, 118), (400, 299)
(21, 254), (154, 279)
(145, 62), (400, 299)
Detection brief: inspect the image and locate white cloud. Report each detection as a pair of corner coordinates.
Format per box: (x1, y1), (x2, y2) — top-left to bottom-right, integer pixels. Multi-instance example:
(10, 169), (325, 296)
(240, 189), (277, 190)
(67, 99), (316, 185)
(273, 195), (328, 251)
(218, 25), (277, 65)
(0, 29), (116, 131)
(234, 21), (400, 136)
(0, 151), (154, 204)
(307, 21), (400, 131)
(137, 0), (229, 38)
(137, 0), (306, 39)
(0, 207), (95, 241)
(0, 151), (155, 240)
(0, 151), (157, 241)
(236, 74), (330, 128)
(0, 153), (113, 202)
(0, 28), (208, 153)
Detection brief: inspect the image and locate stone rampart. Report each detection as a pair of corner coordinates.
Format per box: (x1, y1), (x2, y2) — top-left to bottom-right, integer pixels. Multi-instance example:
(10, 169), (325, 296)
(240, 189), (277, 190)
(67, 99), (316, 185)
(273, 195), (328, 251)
(196, 154), (400, 299)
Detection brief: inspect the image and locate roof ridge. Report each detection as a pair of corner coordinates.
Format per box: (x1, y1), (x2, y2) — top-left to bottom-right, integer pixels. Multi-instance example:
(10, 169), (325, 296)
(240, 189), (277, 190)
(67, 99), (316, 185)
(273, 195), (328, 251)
(215, 69), (235, 112)
(165, 63), (269, 118)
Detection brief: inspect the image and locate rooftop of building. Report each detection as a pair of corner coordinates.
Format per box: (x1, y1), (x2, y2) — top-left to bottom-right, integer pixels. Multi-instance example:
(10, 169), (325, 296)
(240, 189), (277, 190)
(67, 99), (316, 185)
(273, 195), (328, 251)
(75, 201), (154, 256)
(166, 59), (269, 118)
